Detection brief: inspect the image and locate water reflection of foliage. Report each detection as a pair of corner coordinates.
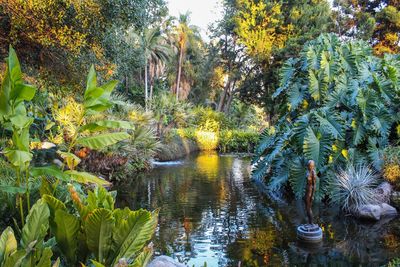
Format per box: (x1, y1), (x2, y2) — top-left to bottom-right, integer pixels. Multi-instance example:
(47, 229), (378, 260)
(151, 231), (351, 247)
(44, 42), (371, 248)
(196, 152), (220, 180)
(226, 228), (277, 266)
(334, 217), (399, 263)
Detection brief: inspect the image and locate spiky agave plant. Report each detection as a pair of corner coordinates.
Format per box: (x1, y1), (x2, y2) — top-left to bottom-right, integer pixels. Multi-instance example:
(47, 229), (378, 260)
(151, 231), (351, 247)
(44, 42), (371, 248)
(330, 164), (379, 213)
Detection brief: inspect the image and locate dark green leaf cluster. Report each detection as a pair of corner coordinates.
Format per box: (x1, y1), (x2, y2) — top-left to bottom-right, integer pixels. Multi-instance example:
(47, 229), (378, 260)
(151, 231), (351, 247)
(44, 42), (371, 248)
(253, 34), (400, 200)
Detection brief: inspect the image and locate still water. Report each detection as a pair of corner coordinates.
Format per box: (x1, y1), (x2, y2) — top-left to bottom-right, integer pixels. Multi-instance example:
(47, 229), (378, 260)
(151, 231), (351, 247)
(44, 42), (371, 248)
(116, 152), (400, 266)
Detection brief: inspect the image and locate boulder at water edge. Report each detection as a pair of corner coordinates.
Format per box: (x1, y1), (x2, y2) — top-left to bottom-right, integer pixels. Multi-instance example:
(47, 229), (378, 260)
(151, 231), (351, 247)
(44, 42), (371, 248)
(148, 256), (186, 267)
(356, 204), (382, 220)
(355, 203), (397, 221)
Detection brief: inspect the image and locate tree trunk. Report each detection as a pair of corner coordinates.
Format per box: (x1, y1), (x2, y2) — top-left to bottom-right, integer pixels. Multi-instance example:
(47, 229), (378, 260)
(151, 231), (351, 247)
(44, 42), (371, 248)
(224, 92), (234, 113)
(217, 78), (231, 112)
(125, 74), (128, 94)
(144, 59), (148, 111)
(224, 80), (237, 113)
(176, 46), (183, 101)
(149, 80), (154, 110)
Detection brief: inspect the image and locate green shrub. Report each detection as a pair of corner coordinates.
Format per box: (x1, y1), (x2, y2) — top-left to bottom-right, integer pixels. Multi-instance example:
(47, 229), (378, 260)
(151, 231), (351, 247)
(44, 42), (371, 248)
(195, 130), (219, 151)
(386, 258), (400, 267)
(190, 106), (230, 130)
(219, 130), (259, 153)
(253, 34), (400, 199)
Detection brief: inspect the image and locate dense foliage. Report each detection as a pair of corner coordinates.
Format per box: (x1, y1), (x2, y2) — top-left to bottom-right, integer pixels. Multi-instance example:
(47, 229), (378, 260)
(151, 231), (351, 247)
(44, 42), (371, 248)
(253, 34), (400, 199)
(1, 0), (400, 265)
(0, 48), (158, 266)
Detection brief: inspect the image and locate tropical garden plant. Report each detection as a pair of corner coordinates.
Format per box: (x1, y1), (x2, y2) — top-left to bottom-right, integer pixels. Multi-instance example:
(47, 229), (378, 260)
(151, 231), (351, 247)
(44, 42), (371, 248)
(0, 47), (132, 224)
(330, 164), (379, 213)
(43, 186), (158, 266)
(0, 185), (158, 267)
(382, 146), (400, 189)
(252, 34), (400, 200)
(0, 47), (38, 222)
(127, 26), (172, 110)
(0, 199), (58, 267)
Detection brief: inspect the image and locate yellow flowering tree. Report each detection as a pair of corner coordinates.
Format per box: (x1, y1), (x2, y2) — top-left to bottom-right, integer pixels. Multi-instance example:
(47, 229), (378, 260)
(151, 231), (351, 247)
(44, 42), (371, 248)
(234, 0), (290, 62)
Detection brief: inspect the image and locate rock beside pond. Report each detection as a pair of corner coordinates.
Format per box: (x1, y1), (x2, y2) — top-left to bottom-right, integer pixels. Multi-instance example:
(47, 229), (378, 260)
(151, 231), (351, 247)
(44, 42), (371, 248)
(355, 203), (397, 221)
(147, 256), (186, 267)
(356, 204), (382, 220)
(374, 182), (392, 204)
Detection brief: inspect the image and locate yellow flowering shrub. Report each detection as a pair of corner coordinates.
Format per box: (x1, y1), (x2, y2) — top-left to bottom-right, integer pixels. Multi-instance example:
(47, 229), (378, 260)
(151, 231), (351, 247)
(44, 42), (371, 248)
(384, 164), (400, 184)
(195, 130), (219, 151)
(53, 97), (85, 139)
(383, 146), (400, 188)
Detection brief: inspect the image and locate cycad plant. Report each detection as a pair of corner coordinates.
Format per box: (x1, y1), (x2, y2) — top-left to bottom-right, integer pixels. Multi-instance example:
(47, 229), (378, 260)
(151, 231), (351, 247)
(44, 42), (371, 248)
(252, 34), (400, 200)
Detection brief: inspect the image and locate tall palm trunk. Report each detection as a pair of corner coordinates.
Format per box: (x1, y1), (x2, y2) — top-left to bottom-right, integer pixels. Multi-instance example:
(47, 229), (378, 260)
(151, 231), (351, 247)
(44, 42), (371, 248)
(144, 59), (148, 111)
(175, 46), (183, 100)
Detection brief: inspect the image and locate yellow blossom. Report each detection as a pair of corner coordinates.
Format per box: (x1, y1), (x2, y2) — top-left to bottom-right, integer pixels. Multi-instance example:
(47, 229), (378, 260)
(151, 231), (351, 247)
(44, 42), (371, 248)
(341, 149), (349, 160)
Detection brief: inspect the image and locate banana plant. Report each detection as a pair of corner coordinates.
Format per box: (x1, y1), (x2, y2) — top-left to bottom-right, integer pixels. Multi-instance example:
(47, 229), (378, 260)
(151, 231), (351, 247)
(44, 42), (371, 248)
(58, 65), (132, 153)
(43, 186), (158, 267)
(253, 34), (400, 200)
(0, 46), (38, 222)
(0, 199), (59, 267)
(42, 65), (134, 187)
(0, 48), (132, 226)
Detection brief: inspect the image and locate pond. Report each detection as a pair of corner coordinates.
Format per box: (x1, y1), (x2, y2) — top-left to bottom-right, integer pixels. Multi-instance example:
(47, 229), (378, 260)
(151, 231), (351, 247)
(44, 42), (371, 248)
(116, 152), (400, 266)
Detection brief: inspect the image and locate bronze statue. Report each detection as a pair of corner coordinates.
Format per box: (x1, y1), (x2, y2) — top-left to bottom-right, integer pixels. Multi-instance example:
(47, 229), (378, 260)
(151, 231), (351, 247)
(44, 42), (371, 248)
(305, 160), (317, 224)
(296, 160), (322, 243)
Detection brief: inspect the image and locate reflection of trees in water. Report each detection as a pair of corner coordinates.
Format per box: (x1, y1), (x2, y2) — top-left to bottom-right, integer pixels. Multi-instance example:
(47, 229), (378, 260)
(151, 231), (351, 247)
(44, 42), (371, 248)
(226, 227), (278, 266)
(334, 216), (399, 264)
(114, 154), (399, 266)
(116, 153), (258, 264)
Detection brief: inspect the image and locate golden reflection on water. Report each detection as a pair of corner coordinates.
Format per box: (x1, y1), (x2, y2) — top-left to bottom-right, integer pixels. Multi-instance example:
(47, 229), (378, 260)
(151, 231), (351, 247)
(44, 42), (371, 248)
(196, 151), (220, 180)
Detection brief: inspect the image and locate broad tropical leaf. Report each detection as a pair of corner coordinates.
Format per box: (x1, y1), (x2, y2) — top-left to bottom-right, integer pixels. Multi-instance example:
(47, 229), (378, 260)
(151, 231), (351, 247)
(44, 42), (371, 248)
(303, 127), (331, 168)
(54, 209), (79, 263)
(130, 244), (154, 267)
(21, 199), (50, 248)
(76, 132), (130, 149)
(111, 209), (158, 266)
(65, 170), (111, 186)
(289, 157), (307, 199)
(58, 151), (81, 170)
(4, 149), (32, 169)
(85, 208), (115, 263)
(35, 247), (53, 267)
(31, 165), (68, 181)
(0, 227), (17, 264)
(0, 185), (26, 194)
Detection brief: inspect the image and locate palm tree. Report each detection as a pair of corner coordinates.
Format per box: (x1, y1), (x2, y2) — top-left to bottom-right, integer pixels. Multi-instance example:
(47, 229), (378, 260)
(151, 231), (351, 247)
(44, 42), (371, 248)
(127, 27), (171, 110)
(173, 13), (195, 100)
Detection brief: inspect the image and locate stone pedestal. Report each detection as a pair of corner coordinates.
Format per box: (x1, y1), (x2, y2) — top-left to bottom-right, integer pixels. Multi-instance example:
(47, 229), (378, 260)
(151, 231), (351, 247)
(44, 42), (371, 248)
(297, 224), (323, 243)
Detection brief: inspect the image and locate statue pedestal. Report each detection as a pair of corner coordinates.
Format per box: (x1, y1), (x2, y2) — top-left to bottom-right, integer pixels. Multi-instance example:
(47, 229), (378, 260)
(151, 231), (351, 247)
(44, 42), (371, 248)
(297, 224), (323, 243)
